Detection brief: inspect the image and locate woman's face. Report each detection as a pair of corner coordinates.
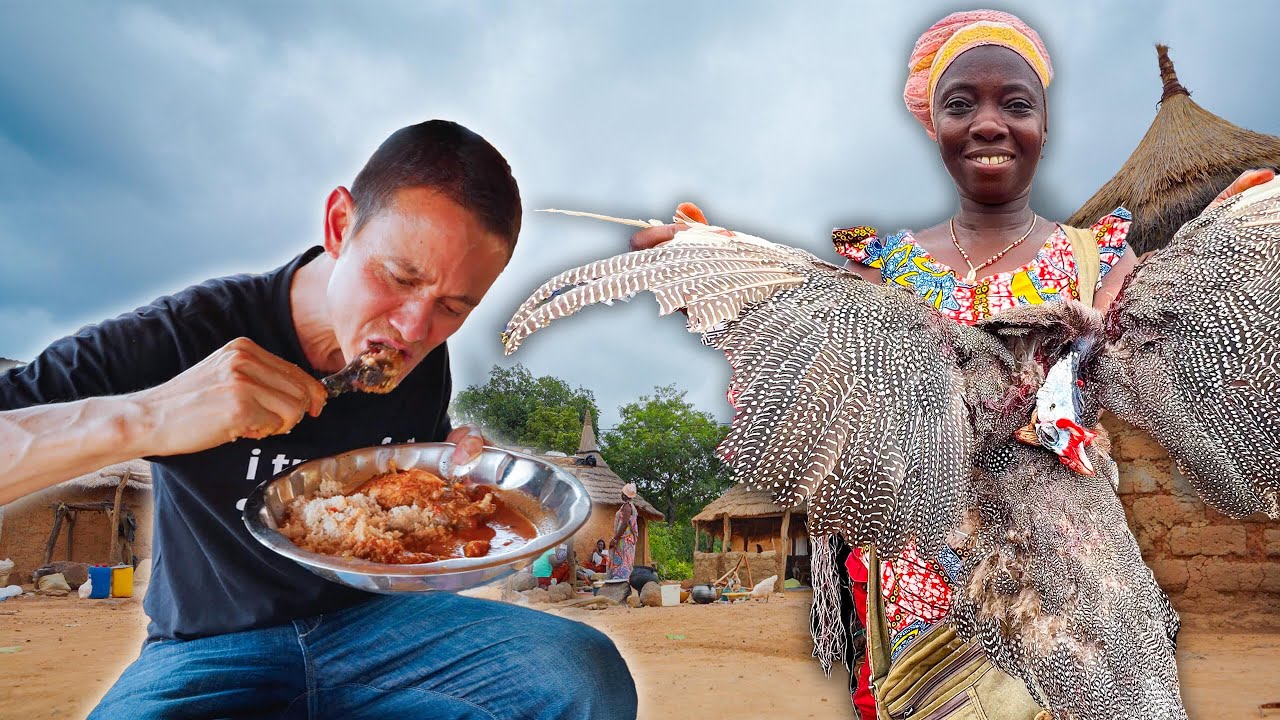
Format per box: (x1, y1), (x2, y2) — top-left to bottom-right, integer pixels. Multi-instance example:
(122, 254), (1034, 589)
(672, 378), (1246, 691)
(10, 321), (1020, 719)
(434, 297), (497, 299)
(597, 540), (606, 551)
(932, 45), (1047, 206)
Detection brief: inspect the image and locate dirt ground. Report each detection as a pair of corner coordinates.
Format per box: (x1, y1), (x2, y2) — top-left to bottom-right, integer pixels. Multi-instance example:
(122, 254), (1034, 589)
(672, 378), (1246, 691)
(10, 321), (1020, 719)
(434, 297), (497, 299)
(1, 587), (1278, 720)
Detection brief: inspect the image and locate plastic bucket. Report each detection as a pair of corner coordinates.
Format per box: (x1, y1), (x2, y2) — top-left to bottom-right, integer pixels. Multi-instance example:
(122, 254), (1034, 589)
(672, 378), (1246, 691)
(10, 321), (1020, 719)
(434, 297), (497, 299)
(88, 565), (112, 599)
(110, 565), (134, 598)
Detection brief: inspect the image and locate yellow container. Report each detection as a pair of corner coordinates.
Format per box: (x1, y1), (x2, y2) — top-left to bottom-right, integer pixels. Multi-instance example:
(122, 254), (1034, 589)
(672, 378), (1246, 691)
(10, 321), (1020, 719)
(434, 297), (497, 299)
(110, 565), (133, 598)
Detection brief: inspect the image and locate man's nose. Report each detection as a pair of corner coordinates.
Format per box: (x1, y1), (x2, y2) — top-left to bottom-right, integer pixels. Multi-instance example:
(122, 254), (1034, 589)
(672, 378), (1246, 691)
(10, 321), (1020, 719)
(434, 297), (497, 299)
(389, 300), (433, 344)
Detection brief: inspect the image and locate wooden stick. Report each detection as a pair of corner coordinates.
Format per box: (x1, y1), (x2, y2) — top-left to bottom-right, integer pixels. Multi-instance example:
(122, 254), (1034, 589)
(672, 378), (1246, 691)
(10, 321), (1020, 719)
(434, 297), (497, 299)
(66, 511), (76, 561)
(44, 504), (65, 565)
(713, 555), (743, 587)
(108, 471), (130, 566)
(779, 508), (792, 586)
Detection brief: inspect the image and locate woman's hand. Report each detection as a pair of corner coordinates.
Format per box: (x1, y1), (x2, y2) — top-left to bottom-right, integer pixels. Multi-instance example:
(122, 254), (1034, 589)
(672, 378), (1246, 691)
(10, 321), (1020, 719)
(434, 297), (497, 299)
(628, 202), (710, 251)
(1208, 168), (1276, 210)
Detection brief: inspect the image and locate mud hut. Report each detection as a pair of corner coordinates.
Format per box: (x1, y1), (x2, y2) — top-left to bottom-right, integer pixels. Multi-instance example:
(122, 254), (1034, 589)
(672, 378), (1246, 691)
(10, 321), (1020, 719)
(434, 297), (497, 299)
(543, 415), (663, 568)
(0, 460), (153, 582)
(1068, 45), (1280, 255)
(691, 484), (809, 588)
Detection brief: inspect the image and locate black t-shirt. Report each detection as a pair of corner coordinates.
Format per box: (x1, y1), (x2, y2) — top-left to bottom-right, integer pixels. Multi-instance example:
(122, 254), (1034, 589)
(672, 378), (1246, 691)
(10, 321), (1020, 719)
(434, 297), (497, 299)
(0, 247), (454, 639)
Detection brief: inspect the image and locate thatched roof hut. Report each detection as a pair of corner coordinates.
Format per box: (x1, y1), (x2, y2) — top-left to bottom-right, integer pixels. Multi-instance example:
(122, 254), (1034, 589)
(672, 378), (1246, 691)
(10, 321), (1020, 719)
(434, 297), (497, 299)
(691, 484), (810, 587)
(543, 415), (663, 566)
(1068, 45), (1280, 255)
(58, 459), (152, 492)
(1, 459), (154, 581)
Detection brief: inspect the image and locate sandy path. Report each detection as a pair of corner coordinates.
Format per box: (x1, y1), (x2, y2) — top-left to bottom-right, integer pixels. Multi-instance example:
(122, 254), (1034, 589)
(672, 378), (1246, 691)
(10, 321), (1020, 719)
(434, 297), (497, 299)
(1, 589), (1277, 719)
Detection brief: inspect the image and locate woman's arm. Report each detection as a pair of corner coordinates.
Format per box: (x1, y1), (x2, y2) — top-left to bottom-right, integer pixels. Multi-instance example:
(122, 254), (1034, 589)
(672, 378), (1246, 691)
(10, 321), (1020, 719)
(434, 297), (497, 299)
(843, 258), (886, 284)
(608, 503), (635, 548)
(1094, 249), (1137, 315)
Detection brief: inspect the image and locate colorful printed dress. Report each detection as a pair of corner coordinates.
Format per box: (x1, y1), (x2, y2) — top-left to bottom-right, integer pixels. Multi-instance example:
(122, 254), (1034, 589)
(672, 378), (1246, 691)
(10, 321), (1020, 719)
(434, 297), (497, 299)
(608, 500), (639, 581)
(832, 209), (1131, 681)
(833, 208), (1131, 323)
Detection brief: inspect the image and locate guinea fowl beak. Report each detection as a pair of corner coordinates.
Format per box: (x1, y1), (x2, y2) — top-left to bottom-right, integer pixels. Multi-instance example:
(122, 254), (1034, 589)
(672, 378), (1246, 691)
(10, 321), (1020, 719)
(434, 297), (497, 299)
(1015, 410), (1042, 446)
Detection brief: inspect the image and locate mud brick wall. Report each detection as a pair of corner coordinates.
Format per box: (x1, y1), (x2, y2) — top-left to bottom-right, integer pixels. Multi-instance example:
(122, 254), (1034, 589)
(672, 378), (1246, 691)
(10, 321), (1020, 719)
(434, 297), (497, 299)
(1104, 415), (1280, 622)
(693, 550), (785, 588)
(1, 486), (154, 582)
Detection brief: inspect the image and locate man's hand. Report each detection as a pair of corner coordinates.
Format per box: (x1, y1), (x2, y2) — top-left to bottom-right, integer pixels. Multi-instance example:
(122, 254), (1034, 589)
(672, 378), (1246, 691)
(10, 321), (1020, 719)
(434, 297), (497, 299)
(130, 337), (327, 457)
(445, 424), (487, 475)
(1208, 168), (1276, 210)
(628, 201), (710, 251)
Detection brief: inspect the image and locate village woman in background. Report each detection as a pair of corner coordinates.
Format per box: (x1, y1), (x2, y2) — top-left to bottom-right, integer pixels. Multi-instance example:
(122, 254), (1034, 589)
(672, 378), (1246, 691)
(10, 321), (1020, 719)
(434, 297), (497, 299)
(588, 538), (610, 573)
(607, 483), (640, 581)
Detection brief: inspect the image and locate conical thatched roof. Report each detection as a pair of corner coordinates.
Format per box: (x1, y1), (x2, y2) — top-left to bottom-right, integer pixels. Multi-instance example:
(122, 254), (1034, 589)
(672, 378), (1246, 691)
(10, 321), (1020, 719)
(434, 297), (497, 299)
(575, 412), (603, 464)
(691, 483), (806, 524)
(1068, 45), (1280, 255)
(543, 415), (663, 520)
(57, 459), (152, 491)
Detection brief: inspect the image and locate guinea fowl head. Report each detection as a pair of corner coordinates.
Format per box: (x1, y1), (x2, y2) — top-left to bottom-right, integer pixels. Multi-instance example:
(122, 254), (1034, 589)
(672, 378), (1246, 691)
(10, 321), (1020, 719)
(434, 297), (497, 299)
(1016, 345), (1099, 476)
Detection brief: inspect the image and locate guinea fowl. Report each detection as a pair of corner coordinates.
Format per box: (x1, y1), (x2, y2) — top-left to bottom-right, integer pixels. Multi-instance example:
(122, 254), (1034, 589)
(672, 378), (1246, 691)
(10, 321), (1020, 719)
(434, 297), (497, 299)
(499, 179), (1280, 719)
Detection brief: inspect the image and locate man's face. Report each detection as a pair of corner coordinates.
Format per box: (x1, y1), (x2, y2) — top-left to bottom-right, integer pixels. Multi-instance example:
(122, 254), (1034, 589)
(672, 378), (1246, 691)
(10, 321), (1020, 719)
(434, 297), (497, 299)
(325, 187), (510, 377)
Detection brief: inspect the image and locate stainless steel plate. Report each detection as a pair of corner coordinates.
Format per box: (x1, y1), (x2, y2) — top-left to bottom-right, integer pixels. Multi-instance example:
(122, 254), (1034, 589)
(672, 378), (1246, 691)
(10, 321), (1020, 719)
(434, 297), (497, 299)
(242, 443), (591, 593)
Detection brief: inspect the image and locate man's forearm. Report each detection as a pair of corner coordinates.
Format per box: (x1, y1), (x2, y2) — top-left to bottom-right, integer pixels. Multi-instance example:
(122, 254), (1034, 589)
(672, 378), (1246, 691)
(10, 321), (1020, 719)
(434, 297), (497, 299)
(0, 395), (151, 505)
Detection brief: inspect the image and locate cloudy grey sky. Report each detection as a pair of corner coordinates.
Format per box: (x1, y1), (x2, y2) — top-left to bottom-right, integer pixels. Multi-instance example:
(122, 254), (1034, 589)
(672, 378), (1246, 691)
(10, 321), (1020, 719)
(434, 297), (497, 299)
(2, 1), (1278, 427)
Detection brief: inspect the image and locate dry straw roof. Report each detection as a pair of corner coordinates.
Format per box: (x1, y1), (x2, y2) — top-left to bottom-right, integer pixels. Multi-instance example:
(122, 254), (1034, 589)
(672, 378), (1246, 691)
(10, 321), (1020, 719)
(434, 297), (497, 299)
(544, 456), (663, 520)
(1068, 45), (1280, 255)
(58, 459), (152, 492)
(692, 483), (806, 524)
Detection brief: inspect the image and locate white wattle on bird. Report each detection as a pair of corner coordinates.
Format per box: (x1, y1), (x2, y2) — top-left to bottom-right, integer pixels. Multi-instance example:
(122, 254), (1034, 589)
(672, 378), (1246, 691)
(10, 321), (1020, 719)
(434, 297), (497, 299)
(501, 180), (1280, 720)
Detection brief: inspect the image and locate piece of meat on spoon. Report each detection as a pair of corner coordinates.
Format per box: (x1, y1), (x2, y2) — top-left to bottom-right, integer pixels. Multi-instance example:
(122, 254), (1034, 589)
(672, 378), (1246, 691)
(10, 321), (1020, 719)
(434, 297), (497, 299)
(321, 343), (404, 398)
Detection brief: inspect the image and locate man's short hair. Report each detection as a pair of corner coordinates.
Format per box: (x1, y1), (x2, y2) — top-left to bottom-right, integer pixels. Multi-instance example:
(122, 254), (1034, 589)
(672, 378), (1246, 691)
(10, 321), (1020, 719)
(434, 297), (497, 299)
(350, 120), (522, 251)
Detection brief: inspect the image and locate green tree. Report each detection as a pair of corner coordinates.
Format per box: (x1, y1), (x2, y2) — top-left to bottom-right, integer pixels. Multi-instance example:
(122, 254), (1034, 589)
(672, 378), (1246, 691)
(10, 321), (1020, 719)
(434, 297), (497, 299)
(647, 522), (694, 580)
(523, 405), (586, 455)
(601, 384), (732, 531)
(452, 364), (599, 454)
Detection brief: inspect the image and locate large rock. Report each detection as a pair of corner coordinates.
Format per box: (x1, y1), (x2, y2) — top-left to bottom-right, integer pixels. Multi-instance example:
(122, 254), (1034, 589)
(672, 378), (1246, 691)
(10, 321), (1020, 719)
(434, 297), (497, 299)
(548, 582), (576, 602)
(523, 587), (552, 604)
(33, 561), (89, 589)
(626, 594), (641, 608)
(134, 558), (152, 585)
(639, 581), (663, 607)
(596, 580), (631, 604)
(509, 571), (537, 593)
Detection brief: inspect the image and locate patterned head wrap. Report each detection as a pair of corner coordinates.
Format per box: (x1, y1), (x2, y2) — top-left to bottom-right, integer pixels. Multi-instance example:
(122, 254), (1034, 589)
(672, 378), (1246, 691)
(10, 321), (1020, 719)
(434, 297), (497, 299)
(904, 10), (1053, 140)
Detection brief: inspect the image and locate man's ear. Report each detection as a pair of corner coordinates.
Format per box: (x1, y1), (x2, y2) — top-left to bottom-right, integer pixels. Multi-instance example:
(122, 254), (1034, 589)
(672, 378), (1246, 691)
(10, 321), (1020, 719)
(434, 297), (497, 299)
(324, 187), (357, 258)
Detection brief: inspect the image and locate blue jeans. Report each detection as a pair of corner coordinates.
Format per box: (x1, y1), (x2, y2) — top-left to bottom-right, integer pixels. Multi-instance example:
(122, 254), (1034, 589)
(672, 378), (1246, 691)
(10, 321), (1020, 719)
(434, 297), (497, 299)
(89, 592), (637, 719)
